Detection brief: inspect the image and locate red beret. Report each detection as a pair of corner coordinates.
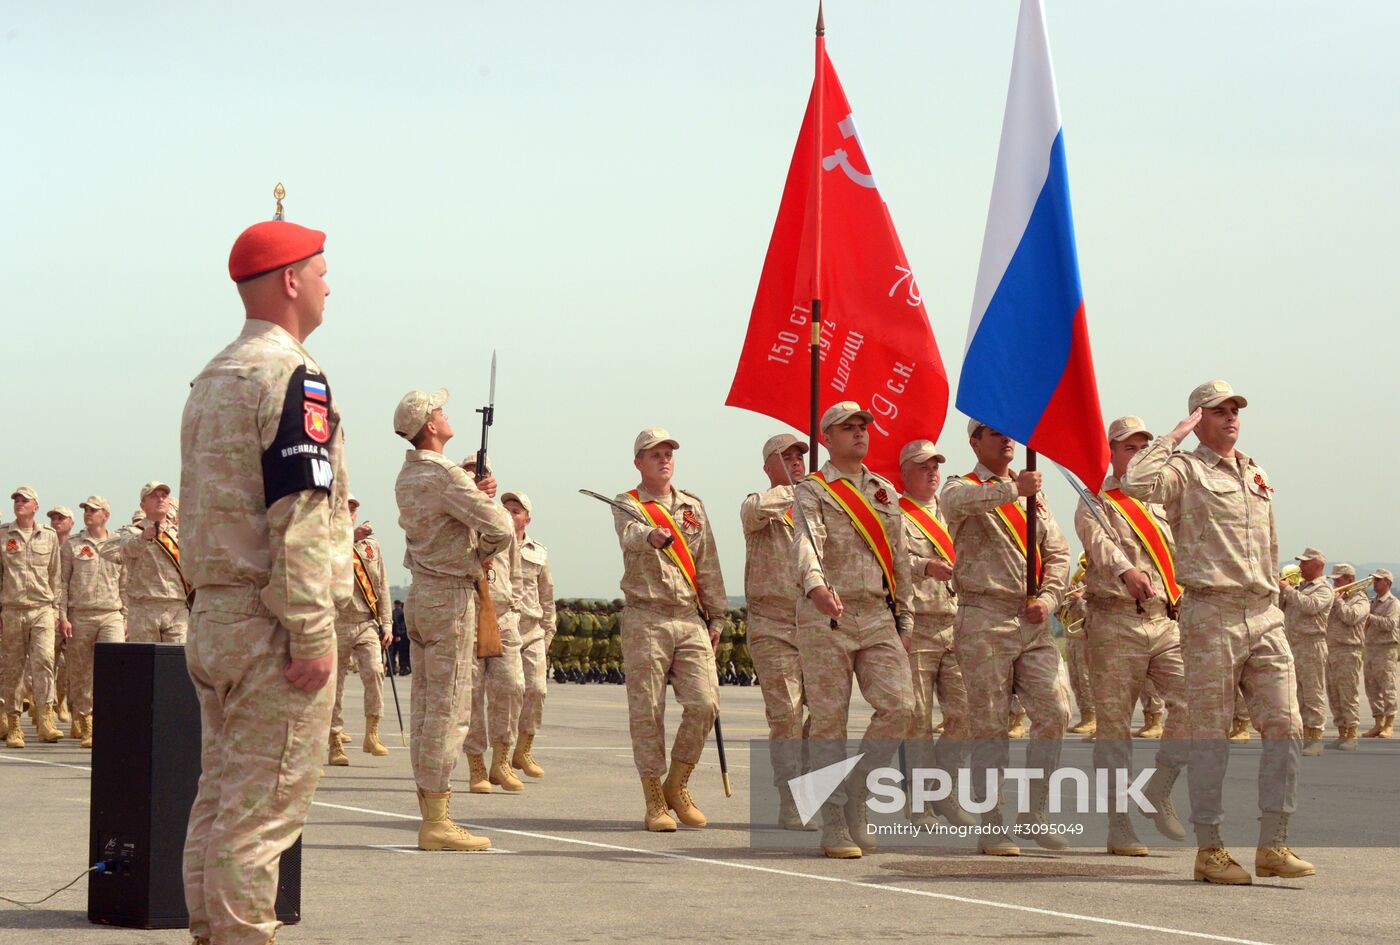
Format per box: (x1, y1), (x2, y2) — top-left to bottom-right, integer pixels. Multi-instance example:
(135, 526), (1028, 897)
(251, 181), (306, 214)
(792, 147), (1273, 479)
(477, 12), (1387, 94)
(228, 220), (326, 283)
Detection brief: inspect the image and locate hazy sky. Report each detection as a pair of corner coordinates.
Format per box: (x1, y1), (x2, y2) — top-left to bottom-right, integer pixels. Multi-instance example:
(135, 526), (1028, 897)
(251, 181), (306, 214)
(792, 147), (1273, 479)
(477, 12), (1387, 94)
(3, 1), (1397, 595)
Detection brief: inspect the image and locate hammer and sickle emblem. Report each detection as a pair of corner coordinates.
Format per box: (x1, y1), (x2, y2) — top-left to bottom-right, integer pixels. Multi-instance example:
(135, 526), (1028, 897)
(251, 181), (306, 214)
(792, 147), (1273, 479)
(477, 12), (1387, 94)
(821, 113), (878, 189)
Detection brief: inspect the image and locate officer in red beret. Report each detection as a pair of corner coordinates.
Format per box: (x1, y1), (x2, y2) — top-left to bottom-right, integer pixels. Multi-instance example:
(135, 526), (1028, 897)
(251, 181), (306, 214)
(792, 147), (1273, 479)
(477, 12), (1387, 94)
(180, 188), (354, 945)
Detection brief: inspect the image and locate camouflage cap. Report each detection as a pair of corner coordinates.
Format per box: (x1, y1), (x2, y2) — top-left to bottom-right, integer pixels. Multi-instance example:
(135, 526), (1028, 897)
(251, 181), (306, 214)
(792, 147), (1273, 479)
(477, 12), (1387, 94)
(1374, 568), (1394, 582)
(634, 428), (679, 454)
(1332, 562), (1356, 579)
(79, 496), (111, 513)
(502, 491), (532, 514)
(46, 506), (74, 521)
(1108, 415), (1153, 442)
(347, 494), (360, 508)
(460, 453), (492, 476)
(820, 401), (874, 433)
(899, 439), (946, 466)
(761, 433), (808, 460)
(394, 388), (449, 440)
(1188, 379), (1248, 413)
(140, 480), (172, 500)
(11, 485), (37, 502)
(1294, 547), (1325, 563)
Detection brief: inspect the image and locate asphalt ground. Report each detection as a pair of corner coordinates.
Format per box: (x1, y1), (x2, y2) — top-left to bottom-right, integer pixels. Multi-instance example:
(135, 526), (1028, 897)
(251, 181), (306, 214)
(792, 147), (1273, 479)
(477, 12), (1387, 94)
(2, 678), (1397, 945)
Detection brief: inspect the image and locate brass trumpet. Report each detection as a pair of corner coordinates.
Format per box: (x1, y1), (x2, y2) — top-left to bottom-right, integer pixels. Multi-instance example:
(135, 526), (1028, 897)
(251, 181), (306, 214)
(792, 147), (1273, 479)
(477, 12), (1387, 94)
(1281, 564), (1303, 587)
(1335, 576), (1375, 598)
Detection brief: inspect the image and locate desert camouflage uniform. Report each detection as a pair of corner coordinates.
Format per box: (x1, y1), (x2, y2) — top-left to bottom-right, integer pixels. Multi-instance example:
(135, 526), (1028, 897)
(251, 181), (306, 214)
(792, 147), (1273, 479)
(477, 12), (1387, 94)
(57, 530), (125, 717)
(1281, 577), (1334, 731)
(464, 532), (526, 755)
(517, 536), (556, 735)
(331, 536), (392, 740)
(105, 520), (189, 643)
(613, 486), (725, 778)
(1, 522), (61, 713)
(1325, 590), (1371, 729)
(741, 484), (807, 785)
(180, 319), (353, 945)
(793, 463), (914, 809)
(397, 450), (511, 792)
(1121, 438), (1299, 828)
(1364, 590), (1399, 721)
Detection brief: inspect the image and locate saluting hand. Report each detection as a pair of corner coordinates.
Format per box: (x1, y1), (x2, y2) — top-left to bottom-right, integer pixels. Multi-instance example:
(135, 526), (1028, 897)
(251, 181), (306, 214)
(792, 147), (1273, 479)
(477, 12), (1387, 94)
(1015, 470), (1042, 497)
(353, 523), (373, 542)
(285, 653), (335, 692)
(1168, 408), (1203, 445)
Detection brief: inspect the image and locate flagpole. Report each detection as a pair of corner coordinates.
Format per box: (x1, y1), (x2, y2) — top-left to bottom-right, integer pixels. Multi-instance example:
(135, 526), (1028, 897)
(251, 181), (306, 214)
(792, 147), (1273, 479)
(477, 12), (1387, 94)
(1024, 447), (1038, 599)
(808, 0), (825, 473)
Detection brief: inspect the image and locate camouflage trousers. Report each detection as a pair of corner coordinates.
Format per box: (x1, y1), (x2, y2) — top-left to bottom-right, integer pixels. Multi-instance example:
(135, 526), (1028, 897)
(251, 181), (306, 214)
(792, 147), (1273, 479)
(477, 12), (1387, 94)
(54, 629), (67, 706)
(619, 604), (719, 779)
(1364, 644), (1398, 719)
(1140, 677), (1165, 715)
(1, 604), (56, 711)
(907, 618), (968, 773)
(127, 598), (189, 644)
(1285, 632), (1328, 730)
(464, 613), (523, 755)
(1084, 600), (1189, 773)
(1064, 629), (1094, 715)
(405, 576), (477, 793)
(517, 617), (550, 736)
(748, 610), (807, 784)
(797, 597), (913, 808)
(183, 597), (332, 945)
(1325, 644), (1364, 728)
(66, 609), (124, 716)
(330, 617), (384, 736)
(1178, 592), (1300, 827)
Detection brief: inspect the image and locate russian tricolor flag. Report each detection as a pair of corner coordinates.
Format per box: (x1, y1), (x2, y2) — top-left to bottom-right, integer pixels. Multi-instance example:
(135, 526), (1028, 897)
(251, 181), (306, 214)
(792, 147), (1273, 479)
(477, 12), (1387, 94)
(957, 0), (1108, 491)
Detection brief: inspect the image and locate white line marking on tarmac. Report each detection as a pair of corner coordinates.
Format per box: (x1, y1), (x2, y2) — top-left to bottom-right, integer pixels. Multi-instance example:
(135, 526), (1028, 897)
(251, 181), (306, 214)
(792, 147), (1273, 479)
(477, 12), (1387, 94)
(309, 800), (1279, 945)
(0, 754), (93, 772)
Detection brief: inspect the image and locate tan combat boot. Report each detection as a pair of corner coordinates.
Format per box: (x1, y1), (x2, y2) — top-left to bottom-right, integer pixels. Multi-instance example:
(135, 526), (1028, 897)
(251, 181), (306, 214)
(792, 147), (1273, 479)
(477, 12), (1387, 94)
(327, 732), (349, 766)
(417, 789), (491, 851)
(467, 753), (492, 793)
(779, 784), (817, 831)
(1006, 710), (1028, 739)
(512, 731), (545, 778)
(1255, 812), (1315, 878)
(69, 713), (81, 740)
(4, 713), (22, 748)
(978, 808), (1020, 856)
(35, 705), (63, 743)
(1141, 763), (1186, 840)
(362, 716), (389, 756)
(1301, 725), (1325, 756)
(1068, 709), (1096, 735)
(642, 776), (677, 832)
(1193, 824), (1250, 884)
(662, 759), (706, 827)
(0, 710), (8, 741)
(80, 715), (94, 750)
(1107, 812), (1148, 856)
(1135, 710), (1164, 738)
(57, 693), (70, 724)
(1015, 781), (1069, 850)
(489, 742), (525, 792)
(820, 802), (861, 858)
(1381, 715), (1395, 738)
(845, 785), (875, 852)
(1228, 718), (1251, 741)
(1332, 724), (1358, 751)
(1362, 716), (1384, 738)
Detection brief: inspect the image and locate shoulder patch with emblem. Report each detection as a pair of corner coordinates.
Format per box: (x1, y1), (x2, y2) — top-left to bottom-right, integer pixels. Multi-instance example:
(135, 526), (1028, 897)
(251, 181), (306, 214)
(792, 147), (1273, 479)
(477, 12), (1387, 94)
(80, 545), (95, 559)
(262, 363), (338, 508)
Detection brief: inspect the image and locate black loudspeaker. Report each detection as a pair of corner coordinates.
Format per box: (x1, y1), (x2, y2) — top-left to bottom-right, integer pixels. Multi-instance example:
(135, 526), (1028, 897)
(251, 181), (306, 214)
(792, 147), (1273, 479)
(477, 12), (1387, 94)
(87, 641), (301, 929)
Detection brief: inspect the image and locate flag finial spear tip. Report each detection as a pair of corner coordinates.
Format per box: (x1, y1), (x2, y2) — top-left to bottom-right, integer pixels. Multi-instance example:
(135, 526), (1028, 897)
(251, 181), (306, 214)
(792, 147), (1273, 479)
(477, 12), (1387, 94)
(816, 1), (825, 36)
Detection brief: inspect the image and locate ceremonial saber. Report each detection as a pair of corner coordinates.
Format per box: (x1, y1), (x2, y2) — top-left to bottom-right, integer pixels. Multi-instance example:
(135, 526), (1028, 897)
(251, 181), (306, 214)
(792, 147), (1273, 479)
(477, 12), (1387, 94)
(714, 715), (733, 798)
(578, 490), (675, 549)
(383, 640), (406, 746)
(1055, 465), (1144, 615)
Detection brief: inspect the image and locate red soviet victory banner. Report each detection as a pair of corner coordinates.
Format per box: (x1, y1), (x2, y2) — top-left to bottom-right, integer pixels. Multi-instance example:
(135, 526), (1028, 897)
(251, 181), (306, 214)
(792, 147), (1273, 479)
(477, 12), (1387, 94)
(725, 31), (948, 486)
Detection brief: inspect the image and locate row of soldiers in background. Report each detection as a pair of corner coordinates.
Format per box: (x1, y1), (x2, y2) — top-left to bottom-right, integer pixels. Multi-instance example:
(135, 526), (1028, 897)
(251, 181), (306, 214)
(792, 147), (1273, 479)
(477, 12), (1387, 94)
(549, 600), (756, 685)
(1, 481), (192, 750)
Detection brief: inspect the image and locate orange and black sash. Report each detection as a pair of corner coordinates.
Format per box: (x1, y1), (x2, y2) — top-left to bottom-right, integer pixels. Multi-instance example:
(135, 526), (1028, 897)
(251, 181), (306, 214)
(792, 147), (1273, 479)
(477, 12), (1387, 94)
(811, 472), (897, 595)
(352, 545), (379, 613)
(962, 474), (1043, 583)
(898, 496), (956, 563)
(1102, 489), (1183, 606)
(154, 527), (193, 603)
(627, 490), (701, 600)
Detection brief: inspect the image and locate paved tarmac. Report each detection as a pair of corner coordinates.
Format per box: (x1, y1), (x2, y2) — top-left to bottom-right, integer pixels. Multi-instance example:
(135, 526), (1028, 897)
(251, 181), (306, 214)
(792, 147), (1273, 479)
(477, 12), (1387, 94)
(2, 678), (1397, 945)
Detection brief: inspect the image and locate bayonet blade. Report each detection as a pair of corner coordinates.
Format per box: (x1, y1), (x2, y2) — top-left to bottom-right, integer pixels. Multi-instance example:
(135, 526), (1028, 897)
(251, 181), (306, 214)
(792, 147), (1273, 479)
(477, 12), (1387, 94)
(488, 350), (497, 407)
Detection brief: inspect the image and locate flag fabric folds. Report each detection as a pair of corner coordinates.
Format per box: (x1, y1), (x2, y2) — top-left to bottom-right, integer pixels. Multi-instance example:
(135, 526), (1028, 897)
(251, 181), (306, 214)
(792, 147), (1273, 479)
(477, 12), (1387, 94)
(957, 0), (1109, 491)
(726, 41), (947, 484)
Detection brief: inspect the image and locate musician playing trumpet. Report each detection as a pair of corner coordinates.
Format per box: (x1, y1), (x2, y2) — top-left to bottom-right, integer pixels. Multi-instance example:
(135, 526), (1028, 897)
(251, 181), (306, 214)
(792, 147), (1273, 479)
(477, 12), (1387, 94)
(1059, 555), (1095, 736)
(1324, 563), (1371, 751)
(1279, 548), (1334, 756)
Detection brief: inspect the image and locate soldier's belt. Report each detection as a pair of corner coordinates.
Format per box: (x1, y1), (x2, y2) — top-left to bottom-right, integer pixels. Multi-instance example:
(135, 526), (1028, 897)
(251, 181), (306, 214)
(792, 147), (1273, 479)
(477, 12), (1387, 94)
(1086, 596), (1171, 618)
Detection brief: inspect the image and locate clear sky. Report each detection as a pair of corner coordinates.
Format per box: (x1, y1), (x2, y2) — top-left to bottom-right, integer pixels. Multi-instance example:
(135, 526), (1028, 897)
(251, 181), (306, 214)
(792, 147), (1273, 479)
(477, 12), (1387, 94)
(3, 1), (1397, 595)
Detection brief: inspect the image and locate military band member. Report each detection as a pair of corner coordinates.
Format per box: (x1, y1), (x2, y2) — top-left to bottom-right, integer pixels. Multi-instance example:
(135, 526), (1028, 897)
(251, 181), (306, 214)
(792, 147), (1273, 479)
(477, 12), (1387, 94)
(106, 481), (190, 644)
(327, 496), (393, 765)
(1, 486), (64, 746)
(740, 433), (812, 831)
(1060, 581), (1094, 735)
(1121, 380), (1312, 884)
(897, 438), (973, 829)
(1279, 547), (1334, 756)
(181, 213), (352, 944)
(1362, 570), (1398, 738)
(612, 428), (726, 833)
(1324, 563), (1370, 751)
(504, 491), (555, 778)
(46, 505), (74, 725)
(55, 497), (125, 749)
(1074, 415), (1190, 856)
(793, 403), (915, 859)
(395, 388), (512, 851)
